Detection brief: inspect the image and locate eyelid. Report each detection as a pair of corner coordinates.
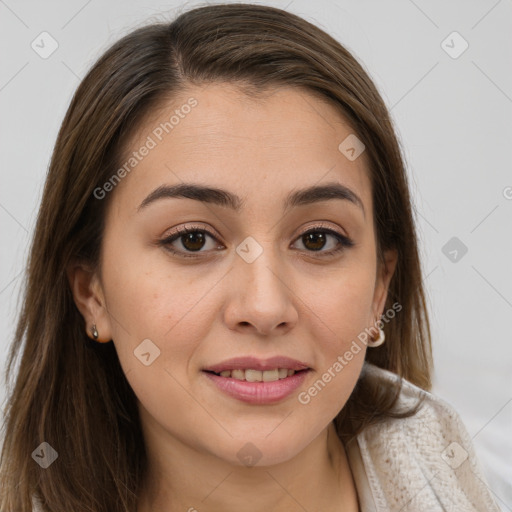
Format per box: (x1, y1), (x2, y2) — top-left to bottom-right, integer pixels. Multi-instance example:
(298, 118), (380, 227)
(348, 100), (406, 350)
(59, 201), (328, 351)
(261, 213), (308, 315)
(295, 221), (347, 238)
(164, 223), (221, 241)
(163, 221), (347, 241)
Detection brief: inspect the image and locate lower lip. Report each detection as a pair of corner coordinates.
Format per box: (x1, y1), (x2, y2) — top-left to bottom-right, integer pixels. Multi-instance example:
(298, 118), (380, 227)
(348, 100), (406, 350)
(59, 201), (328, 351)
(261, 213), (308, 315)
(202, 370), (310, 404)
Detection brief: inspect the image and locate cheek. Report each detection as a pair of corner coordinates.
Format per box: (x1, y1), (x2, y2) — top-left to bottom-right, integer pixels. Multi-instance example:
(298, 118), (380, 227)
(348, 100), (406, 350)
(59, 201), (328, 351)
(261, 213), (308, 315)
(100, 234), (222, 384)
(306, 262), (376, 346)
(101, 225), (215, 338)
(291, 259), (375, 414)
(101, 259), (219, 424)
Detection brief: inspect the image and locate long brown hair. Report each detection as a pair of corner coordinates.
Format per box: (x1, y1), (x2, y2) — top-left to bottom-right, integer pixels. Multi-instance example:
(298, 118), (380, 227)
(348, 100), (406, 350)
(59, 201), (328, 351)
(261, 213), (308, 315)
(0, 3), (432, 511)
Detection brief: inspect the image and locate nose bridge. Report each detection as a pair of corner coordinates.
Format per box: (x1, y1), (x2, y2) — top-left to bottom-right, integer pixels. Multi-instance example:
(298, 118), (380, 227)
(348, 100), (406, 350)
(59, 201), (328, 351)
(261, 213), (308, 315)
(235, 233), (287, 296)
(224, 233), (298, 334)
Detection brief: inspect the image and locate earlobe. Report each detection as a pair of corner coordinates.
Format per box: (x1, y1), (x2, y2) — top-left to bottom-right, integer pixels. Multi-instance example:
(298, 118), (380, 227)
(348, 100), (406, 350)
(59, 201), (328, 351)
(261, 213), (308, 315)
(66, 262), (113, 342)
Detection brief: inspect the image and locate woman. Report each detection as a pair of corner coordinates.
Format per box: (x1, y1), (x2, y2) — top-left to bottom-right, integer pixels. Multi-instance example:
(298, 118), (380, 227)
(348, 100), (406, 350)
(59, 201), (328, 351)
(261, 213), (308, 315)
(0, 3), (500, 511)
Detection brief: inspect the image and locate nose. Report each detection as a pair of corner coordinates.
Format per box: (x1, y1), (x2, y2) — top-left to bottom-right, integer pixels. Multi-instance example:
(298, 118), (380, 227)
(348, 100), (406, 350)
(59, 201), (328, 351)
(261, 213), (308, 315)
(222, 244), (299, 336)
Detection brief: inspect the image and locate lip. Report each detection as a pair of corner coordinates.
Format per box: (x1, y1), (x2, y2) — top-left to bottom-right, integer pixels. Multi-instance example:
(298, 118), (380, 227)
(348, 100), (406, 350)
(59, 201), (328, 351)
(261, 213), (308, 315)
(203, 368), (310, 404)
(203, 356), (311, 373)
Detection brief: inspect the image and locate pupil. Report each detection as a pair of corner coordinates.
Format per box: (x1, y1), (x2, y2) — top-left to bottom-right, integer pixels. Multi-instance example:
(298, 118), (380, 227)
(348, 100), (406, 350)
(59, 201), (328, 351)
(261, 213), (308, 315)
(304, 232), (325, 251)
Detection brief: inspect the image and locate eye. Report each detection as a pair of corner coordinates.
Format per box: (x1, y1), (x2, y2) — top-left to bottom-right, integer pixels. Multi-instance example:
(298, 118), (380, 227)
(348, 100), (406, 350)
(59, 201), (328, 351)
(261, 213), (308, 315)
(159, 225), (223, 258)
(291, 224), (354, 257)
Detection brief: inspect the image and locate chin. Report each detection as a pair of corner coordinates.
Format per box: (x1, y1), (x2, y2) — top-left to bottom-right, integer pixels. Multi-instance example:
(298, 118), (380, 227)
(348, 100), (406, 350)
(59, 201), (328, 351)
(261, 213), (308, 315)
(217, 430), (312, 468)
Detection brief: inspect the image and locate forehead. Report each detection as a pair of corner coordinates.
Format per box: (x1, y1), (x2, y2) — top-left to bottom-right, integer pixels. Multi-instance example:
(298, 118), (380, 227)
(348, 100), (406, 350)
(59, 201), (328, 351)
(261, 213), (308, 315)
(114, 83), (372, 216)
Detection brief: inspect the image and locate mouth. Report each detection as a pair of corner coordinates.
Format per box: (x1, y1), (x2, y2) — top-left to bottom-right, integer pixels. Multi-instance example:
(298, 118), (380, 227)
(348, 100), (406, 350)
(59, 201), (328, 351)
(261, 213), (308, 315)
(201, 356), (312, 404)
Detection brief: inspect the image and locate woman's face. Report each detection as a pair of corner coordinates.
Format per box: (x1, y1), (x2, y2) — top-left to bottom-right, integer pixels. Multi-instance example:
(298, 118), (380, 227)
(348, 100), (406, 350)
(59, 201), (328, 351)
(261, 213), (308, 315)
(73, 83), (397, 466)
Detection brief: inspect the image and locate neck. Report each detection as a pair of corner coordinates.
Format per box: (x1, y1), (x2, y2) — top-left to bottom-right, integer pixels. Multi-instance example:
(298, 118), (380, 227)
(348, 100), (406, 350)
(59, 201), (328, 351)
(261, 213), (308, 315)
(137, 421), (359, 512)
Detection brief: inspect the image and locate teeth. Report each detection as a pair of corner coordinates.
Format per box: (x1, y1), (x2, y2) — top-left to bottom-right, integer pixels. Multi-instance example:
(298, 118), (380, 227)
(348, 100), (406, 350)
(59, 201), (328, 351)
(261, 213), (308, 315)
(245, 369), (262, 382)
(262, 369), (279, 382)
(231, 369), (245, 380)
(216, 368), (297, 381)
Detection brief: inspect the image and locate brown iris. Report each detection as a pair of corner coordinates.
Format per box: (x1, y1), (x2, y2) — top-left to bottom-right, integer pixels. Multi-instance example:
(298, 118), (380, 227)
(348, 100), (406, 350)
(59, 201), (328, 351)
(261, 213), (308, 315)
(181, 232), (206, 251)
(302, 232), (326, 251)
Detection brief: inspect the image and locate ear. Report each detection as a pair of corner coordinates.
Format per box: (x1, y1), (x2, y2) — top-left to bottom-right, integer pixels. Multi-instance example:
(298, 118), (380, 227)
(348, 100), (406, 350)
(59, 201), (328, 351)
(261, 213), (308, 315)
(66, 262), (113, 342)
(372, 248), (398, 321)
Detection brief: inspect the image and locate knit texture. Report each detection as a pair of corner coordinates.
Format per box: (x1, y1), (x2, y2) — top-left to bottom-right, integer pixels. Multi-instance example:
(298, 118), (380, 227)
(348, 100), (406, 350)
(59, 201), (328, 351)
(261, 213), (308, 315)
(349, 363), (501, 511)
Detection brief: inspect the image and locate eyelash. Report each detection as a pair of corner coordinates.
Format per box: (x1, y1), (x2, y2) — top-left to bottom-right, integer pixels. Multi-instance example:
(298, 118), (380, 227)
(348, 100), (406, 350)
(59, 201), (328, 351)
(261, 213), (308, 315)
(158, 223), (354, 260)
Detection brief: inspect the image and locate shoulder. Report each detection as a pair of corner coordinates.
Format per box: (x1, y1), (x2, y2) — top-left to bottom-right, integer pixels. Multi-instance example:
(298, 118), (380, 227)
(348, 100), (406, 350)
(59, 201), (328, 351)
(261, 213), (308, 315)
(350, 362), (500, 511)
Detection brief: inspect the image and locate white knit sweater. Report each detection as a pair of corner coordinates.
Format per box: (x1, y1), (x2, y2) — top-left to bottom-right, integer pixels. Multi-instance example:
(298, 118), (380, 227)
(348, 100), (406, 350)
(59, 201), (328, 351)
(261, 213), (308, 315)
(346, 363), (501, 511)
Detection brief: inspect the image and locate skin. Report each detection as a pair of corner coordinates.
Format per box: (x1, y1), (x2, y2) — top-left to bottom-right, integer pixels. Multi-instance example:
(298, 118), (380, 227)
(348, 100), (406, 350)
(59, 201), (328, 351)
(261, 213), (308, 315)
(69, 83), (397, 512)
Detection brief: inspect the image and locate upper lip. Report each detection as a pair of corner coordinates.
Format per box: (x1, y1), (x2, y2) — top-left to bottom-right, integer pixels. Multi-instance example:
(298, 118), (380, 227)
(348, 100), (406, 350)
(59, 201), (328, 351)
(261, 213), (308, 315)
(203, 356), (311, 373)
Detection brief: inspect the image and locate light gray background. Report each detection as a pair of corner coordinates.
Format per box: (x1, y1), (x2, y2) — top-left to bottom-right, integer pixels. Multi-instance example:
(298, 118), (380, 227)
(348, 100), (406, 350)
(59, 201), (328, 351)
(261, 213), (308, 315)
(1, 0), (511, 508)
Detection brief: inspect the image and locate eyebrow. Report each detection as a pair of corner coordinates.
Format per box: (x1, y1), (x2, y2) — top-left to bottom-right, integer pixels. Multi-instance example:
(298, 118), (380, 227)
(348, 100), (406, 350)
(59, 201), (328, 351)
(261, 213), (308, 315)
(137, 181), (365, 217)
